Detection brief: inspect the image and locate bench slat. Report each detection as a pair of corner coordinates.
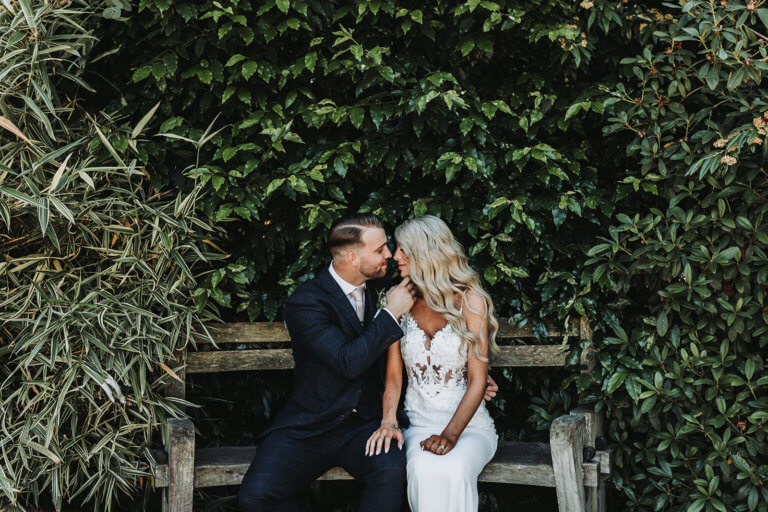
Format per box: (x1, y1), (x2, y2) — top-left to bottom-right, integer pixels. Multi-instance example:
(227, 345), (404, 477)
(199, 319), (579, 344)
(154, 441), (556, 489)
(186, 344), (569, 374)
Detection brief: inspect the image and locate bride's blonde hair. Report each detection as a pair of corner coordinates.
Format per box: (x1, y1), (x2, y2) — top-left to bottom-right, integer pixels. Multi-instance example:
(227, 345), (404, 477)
(394, 215), (500, 362)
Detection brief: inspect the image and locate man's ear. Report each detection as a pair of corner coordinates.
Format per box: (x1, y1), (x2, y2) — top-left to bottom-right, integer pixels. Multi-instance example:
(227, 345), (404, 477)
(347, 249), (360, 268)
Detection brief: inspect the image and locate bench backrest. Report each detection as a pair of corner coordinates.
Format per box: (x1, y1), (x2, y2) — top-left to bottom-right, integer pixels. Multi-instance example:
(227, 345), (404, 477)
(183, 317), (592, 376)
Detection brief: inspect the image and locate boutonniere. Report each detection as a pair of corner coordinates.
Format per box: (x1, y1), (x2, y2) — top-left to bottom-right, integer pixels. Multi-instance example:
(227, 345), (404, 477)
(376, 287), (387, 310)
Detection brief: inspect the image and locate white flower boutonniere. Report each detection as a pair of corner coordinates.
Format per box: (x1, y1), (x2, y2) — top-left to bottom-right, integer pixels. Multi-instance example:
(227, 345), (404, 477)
(376, 287), (387, 310)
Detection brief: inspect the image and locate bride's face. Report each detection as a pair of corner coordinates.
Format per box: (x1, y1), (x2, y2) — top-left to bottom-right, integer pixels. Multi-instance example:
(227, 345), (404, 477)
(393, 245), (410, 278)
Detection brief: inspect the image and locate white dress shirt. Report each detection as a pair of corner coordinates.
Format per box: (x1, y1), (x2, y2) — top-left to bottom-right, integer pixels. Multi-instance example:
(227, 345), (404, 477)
(328, 263), (397, 323)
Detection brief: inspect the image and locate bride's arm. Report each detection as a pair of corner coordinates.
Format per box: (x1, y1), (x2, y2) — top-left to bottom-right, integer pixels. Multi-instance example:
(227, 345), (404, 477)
(365, 341), (405, 455)
(381, 340), (404, 425)
(421, 291), (489, 455)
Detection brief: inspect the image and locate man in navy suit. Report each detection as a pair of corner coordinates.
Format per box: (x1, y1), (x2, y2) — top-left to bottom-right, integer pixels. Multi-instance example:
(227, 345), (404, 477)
(238, 213), (417, 511)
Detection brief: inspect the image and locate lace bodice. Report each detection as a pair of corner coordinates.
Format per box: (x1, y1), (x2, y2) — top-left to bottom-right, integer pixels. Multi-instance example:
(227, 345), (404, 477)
(400, 312), (494, 429)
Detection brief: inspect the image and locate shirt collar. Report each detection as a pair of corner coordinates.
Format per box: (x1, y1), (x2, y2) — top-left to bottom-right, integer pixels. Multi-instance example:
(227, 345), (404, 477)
(328, 262), (365, 296)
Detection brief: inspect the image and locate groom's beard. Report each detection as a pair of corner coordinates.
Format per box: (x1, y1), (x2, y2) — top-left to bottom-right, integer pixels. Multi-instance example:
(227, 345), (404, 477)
(360, 261), (387, 280)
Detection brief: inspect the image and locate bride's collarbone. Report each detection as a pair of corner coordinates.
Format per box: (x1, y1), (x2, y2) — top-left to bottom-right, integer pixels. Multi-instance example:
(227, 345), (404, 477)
(409, 298), (462, 339)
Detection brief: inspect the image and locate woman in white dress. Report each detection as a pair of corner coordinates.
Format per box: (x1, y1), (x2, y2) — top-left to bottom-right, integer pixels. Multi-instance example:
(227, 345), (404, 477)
(365, 215), (500, 512)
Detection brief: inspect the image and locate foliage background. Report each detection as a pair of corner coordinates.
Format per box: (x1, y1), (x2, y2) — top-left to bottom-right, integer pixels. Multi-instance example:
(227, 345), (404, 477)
(2, 0), (767, 509)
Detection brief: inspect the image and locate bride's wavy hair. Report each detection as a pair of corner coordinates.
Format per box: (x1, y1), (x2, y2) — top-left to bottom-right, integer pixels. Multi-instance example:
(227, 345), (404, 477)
(394, 215), (500, 362)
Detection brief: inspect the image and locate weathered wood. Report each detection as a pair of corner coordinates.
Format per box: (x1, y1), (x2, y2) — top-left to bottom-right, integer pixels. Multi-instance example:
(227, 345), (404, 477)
(597, 450), (610, 474)
(571, 408), (608, 512)
(551, 414), (587, 512)
(165, 350), (186, 401)
(479, 441), (555, 487)
(162, 419), (194, 512)
(492, 345), (568, 367)
(570, 408), (597, 443)
(155, 441), (558, 489)
(186, 344), (570, 374)
(199, 318), (581, 344)
(187, 349), (296, 373)
(582, 461), (599, 487)
(203, 322), (292, 343)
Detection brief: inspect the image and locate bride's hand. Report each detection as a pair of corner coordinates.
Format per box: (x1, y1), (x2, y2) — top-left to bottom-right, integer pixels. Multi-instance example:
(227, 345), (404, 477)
(420, 434), (456, 455)
(365, 424), (404, 456)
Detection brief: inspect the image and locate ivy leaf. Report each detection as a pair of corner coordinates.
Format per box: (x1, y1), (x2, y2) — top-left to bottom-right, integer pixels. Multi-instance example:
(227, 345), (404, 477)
(265, 178), (285, 197)
(305, 51), (318, 72)
(222, 86), (236, 103)
(197, 69), (213, 84)
(460, 117), (473, 136)
(237, 89), (251, 105)
(481, 103), (497, 119)
(132, 67), (151, 82)
(242, 61), (259, 80)
(349, 107), (364, 128)
(288, 175), (308, 194)
(460, 39), (475, 56)
(378, 66), (395, 82)
(151, 61), (165, 80)
(484, 265), (498, 285)
(276, 0), (289, 14)
(226, 54), (246, 66)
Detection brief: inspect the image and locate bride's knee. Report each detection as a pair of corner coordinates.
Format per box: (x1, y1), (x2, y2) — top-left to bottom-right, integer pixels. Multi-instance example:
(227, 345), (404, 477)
(408, 453), (471, 484)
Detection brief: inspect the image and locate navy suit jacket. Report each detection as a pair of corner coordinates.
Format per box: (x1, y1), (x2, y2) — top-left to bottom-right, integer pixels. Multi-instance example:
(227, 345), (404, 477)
(263, 265), (408, 438)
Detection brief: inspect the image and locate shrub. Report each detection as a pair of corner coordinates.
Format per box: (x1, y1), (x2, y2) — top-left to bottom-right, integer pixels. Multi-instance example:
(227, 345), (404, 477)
(0, 1), (223, 509)
(92, 0), (637, 328)
(588, 2), (768, 510)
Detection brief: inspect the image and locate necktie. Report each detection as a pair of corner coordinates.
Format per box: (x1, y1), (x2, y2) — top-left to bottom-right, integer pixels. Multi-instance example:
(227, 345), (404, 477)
(350, 286), (365, 323)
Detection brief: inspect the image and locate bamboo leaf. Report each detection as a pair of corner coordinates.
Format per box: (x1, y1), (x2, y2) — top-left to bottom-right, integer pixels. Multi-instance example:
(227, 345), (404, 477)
(92, 122), (126, 167)
(0, 116), (32, 143)
(130, 101), (161, 140)
(48, 154), (72, 193)
(159, 362), (184, 383)
(0, 186), (43, 207)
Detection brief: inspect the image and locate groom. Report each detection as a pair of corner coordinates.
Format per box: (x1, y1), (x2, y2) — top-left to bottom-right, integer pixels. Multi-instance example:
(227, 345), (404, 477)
(238, 213), (415, 511)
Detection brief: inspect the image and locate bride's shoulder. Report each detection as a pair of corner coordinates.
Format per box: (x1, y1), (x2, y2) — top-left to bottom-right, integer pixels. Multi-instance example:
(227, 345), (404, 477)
(458, 289), (487, 318)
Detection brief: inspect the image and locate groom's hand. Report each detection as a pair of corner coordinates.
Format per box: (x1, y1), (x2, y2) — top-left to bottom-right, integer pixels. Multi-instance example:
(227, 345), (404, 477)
(483, 374), (498, 401)
(384, 277), (415, 321)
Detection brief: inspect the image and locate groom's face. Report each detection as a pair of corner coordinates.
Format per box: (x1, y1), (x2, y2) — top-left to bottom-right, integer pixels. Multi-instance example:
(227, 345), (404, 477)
(355, 227), (391, 280)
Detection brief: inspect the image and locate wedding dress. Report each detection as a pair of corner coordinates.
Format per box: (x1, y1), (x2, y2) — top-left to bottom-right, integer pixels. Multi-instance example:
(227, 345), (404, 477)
(400, 312), (498, 512)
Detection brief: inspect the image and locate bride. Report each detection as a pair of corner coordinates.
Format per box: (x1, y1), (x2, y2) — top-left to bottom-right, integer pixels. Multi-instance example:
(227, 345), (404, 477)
(365, 215), (500, 512)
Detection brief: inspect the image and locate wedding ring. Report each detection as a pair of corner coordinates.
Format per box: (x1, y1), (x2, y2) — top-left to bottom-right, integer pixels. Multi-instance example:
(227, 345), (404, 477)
(439, 445), (446, 450)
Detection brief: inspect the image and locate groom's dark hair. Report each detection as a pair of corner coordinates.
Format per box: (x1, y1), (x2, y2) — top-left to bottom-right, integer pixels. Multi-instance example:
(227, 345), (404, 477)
(328, 213), (384, 256)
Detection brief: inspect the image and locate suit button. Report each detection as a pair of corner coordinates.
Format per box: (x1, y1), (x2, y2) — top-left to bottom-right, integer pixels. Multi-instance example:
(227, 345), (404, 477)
(339, 414), (345, 420)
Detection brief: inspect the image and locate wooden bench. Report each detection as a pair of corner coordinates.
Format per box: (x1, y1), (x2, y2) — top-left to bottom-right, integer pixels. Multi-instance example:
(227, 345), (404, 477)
(155, 316), (610, 512)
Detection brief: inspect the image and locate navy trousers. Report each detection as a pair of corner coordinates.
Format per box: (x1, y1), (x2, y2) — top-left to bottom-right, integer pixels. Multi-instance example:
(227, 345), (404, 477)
(238, 414), (406, 512)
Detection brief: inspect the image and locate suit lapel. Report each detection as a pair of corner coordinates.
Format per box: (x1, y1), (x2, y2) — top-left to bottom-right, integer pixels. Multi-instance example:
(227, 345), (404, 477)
(318, 265), (364, 335)
(364, 285), (377, 325)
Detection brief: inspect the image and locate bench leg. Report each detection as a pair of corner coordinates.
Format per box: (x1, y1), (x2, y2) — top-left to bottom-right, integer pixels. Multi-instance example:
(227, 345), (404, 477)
(162, 418), (195, 512)
(592, 476), (607, 512)
(550, 414), (587, 512)
(570, 408), (607, 512)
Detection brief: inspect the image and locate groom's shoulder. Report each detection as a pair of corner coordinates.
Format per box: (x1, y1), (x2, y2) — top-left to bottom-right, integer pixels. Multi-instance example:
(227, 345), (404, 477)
(286, 269), (328, 306)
